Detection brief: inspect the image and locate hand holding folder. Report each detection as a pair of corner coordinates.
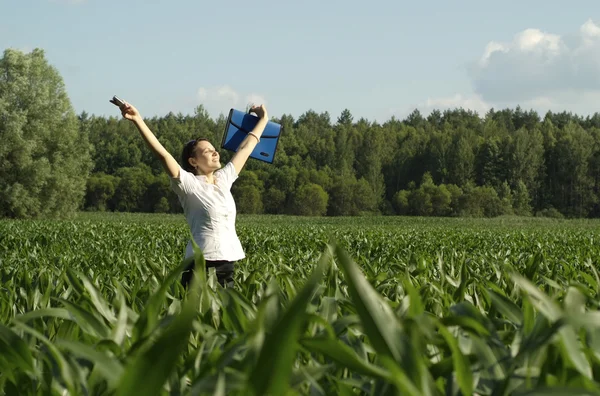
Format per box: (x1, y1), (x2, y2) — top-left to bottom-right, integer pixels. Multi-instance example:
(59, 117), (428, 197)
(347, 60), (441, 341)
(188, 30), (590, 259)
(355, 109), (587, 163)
(220, 108), (283, 164)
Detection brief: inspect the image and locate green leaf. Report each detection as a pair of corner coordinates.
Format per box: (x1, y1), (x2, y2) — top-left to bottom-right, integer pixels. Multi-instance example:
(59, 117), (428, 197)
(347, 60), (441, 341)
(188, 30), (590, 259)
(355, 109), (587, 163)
(12, 321), (77, 395)
(333, 244), (421, 396)
(511, 273), (562, 322)
(441, 315), (490, 337)
(189, 371), (247, 395)
(77, 269), (117, 323)
(512, 273), (592, 379)
(111, 285), (129, 346)
(12, 307), (72, 323)
(333, 244), (402, 360)
(403, 278), (424, 318)
(116, 249), (204, 396)
(512, 388), (600, 395)
(300, 336), (390, 379)
(557, 325), (593, 379)
(436, 321), (473, 396)
(246, 242), (331, 396)
(132, 256), (194, 343)
(488, 288), (523, 326)
(56, 298), (111, 339)
(523, 253), (543, 281)
(567, 312), (600, 330)
(564, 286), (586, 314)
(289, 364), (332, 390)
(0, 323), (35, 375)
(54, 339), (124, 388)
(452, 259), (470, 302)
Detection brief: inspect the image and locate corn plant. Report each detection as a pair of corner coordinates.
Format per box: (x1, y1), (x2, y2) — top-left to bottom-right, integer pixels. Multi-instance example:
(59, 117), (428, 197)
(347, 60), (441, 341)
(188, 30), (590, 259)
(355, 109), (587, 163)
(1, 214), (600, 395)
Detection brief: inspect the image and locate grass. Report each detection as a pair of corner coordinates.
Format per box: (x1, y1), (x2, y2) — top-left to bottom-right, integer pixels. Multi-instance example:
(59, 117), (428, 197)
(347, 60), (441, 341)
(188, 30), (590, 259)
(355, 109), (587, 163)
(1, 213), (600, 395)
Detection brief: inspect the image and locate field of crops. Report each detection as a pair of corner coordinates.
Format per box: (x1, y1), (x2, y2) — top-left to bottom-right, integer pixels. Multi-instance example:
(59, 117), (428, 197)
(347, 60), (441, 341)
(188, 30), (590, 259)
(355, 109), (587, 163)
(2, 213), (600, 395)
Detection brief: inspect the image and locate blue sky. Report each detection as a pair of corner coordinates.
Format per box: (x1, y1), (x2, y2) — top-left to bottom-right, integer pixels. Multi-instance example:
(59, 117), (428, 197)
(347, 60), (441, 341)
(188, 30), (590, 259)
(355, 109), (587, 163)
(2, 0), (600, 122)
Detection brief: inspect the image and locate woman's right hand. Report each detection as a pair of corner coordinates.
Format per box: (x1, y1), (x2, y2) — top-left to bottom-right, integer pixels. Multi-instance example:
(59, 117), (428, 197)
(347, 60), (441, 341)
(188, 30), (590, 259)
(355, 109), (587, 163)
(120, 102), (141, 122)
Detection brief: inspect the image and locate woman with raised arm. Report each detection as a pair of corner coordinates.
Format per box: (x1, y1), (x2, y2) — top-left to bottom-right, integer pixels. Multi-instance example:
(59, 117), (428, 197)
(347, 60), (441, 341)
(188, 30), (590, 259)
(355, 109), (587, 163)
(117, 100), (269, 288)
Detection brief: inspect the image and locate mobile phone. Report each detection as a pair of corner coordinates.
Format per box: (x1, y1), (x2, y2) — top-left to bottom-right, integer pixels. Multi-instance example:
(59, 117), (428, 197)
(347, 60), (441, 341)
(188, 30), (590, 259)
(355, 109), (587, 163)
(110, 95), (125, 107)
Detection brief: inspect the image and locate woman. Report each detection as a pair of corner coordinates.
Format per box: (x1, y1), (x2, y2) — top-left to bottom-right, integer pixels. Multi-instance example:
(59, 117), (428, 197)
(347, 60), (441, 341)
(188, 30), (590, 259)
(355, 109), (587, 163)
(118, 100), (269, 288)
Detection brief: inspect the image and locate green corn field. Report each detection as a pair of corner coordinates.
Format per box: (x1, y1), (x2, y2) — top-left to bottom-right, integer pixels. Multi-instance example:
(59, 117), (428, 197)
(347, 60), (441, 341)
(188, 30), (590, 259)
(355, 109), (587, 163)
(2, 213), (600, 395)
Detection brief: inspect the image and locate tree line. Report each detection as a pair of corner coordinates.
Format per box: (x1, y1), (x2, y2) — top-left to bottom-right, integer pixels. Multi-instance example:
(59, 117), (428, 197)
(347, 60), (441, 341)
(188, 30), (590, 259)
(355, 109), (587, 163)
(81, 105), (600, 219)
(2, 48), (600, 219)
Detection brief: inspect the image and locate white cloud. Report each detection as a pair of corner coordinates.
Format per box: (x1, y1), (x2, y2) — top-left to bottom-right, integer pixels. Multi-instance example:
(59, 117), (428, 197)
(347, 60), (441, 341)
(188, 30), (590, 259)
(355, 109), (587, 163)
(245, 93), (267, 107)
(470, 19), (600, 104)
(197, 85), (239, 104)
(393, 93), (490, 120)
(196, 85), (267, 116)
(406, 90), (600, 120)
(581, 19), (600, 41)
(397, 19), (600, 119)
(423, 93), (490, 115)
(479, 42), (508, 67)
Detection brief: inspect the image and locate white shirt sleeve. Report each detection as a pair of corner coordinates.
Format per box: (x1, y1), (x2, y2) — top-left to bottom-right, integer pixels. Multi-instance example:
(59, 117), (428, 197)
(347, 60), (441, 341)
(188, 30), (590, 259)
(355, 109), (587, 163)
(170, 167), (197, 196)
(216, 162), (239, 190)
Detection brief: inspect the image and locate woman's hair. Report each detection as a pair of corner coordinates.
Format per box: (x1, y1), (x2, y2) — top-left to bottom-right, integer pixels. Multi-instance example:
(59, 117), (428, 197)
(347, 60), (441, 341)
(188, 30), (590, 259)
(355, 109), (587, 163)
(181, 138), (209, 174)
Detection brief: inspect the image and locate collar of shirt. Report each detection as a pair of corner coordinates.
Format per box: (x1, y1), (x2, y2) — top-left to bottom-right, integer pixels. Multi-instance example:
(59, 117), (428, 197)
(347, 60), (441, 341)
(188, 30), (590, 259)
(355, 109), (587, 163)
(196, 173), (219, 185)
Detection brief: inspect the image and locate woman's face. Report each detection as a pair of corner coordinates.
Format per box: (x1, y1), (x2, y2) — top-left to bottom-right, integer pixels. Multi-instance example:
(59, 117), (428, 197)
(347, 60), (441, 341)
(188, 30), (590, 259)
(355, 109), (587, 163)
(190, 140), (221, 174)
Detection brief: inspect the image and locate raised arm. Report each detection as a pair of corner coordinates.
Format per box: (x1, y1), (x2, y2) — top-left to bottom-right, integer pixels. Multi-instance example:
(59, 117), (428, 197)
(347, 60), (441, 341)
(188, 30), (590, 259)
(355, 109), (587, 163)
(230, 104), (269, 175)
(119, 101), (180, 179)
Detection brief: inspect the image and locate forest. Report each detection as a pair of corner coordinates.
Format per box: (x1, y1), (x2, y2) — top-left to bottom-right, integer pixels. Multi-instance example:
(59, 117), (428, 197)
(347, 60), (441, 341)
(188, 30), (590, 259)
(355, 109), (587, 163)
(2, 48), (600, 219)
(81, 104), (600, 218)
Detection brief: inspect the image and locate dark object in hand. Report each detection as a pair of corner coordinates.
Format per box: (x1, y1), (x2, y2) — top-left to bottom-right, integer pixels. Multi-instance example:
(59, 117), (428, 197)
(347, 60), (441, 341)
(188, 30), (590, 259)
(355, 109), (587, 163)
(109, 95), (125, 107)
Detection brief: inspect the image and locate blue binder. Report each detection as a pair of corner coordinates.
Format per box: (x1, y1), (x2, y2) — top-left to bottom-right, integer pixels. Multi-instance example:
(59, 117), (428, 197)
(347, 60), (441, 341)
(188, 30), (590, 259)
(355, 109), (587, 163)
(221, 108), (282, 164)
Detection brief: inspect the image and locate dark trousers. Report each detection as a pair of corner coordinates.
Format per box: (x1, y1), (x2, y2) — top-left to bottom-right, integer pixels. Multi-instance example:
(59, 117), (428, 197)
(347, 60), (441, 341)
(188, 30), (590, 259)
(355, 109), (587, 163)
(181, 259), (235, 288)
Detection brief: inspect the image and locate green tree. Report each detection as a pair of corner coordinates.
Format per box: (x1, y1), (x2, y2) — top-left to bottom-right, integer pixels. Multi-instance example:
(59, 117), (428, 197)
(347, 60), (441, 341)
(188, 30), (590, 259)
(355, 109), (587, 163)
(392, 189), (410, 215)
(233, 185), (263, 214)
(447, 132), (476, 186)
(327, 175), (377, 216)
(429, 184), (452, 216)
(385, 124), (428, 194)
(84, 173), (117, 211)
(512, 180), (532, 216)
(231, 171), (264, 214)
(355, 121), (386, 209)
(445, 184), (463, 215)
(538, 116), (558, 211)
(290, 183), (328, 216)
(507, 126), (544, 201)
(497, 181), (514, 215)
(428, 130), (453, 184)
(457, 183), (504, 217)
(333, 113), (355, 177)
(476, 137), (503, 188)
(588, 127), (600, 216)
(142, 174), (173, 213)
(110, 165), (154, 212)
(0, 48), (92, 218)
(11, 63), (597, 220)
(263, 187), (286, 214)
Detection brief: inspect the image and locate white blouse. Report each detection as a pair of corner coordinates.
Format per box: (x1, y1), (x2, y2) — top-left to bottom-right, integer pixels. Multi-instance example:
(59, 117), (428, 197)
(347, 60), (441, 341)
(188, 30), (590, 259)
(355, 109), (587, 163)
(169, 162), (245, 262)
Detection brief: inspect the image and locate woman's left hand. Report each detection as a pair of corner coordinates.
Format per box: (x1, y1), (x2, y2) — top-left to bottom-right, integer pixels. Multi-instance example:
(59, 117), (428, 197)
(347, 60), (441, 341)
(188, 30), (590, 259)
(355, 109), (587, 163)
(249, 104), (268, 120)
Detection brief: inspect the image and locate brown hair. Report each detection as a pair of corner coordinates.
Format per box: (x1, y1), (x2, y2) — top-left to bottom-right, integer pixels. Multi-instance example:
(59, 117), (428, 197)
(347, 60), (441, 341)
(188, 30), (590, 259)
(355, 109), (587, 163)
(181, 138), (209, 174)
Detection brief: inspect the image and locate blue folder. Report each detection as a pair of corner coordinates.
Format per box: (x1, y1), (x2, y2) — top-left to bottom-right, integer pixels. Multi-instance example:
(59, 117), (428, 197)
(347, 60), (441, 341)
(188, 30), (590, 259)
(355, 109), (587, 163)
(220, 108), (283, 164)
